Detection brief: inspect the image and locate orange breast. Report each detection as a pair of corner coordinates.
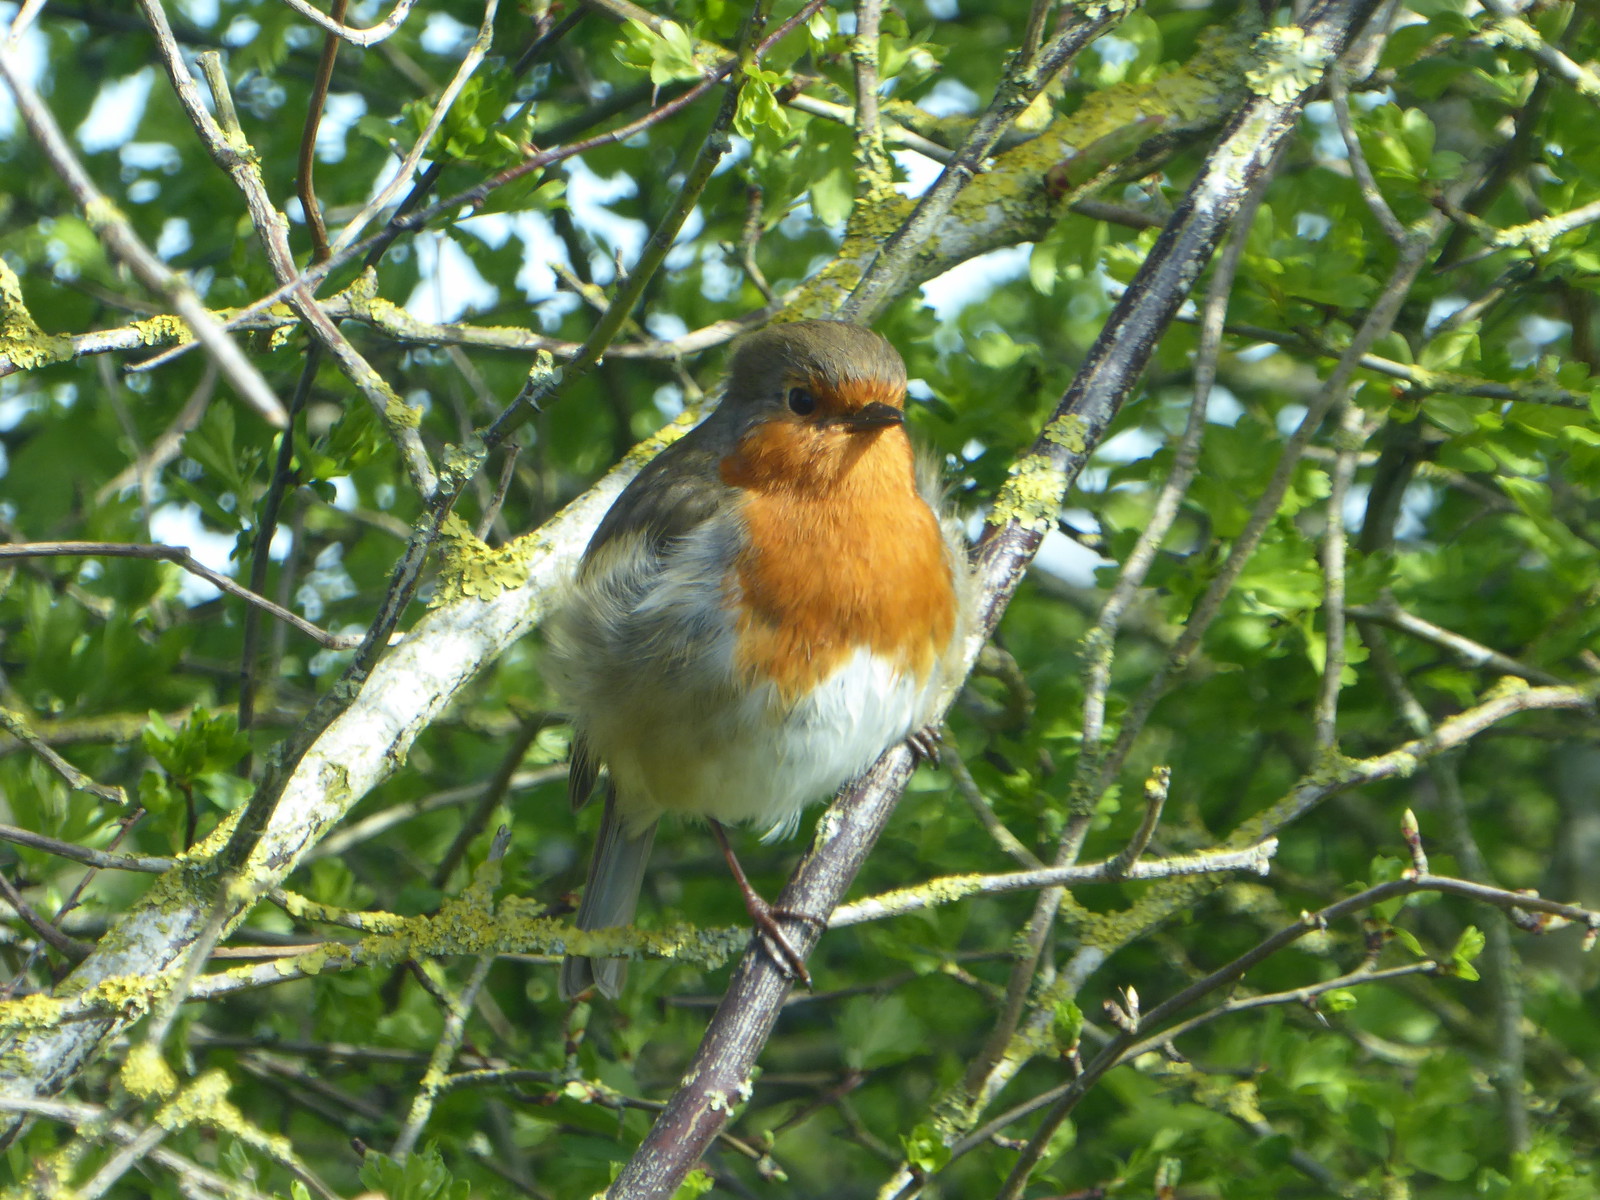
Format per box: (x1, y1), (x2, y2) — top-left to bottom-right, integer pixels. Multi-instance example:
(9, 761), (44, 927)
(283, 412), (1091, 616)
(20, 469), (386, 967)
(720, 423), (956, 701)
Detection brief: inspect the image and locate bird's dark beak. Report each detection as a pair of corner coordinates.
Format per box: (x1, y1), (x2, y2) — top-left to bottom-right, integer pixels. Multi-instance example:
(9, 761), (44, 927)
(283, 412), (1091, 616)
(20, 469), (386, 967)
(838, 402), (904, 432)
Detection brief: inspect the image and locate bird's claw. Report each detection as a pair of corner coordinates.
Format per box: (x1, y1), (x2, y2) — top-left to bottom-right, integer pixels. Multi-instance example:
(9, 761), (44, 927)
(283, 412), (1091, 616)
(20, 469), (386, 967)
(906, 725), (943, 768)
(746, 898), (818, 990)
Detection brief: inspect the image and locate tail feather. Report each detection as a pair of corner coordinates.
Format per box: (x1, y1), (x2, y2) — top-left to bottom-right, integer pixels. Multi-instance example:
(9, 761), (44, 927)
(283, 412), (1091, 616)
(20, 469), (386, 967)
(560, 789), (657, 1000)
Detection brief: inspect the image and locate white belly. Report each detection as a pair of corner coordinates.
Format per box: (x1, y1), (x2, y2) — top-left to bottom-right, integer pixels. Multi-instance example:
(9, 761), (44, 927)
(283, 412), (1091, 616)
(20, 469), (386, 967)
(589, 646), (937, 840)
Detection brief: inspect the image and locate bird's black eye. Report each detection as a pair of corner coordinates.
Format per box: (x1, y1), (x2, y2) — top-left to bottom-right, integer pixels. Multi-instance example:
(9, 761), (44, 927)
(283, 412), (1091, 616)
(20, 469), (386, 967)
(787, 387), (816, 416)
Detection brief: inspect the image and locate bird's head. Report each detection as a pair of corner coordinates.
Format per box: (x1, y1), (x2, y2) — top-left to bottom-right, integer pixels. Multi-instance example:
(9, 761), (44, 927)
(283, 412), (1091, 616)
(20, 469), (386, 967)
(717, 320), (911, 494)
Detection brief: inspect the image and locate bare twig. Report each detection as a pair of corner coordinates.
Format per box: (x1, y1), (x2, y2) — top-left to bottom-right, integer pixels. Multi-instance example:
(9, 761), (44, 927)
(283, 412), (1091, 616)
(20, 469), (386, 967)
(1314, 402), (1373, 750)
(139, 0), (438, 497)
(0, 542), (359, 651)
(1364, 625), (1532, 1152)
(273, 0), (418, 47)
(973, 867), (1600, 1193)
(1478, 0), (1600, 102)
(294, 0), (349, 262)
(839, 6), (1123, 321)
(0, 1094), (278, 1200)
(1329, 70), (1407, 244)
(0, 870), (92, 961)
(851, 0), (890, 181)
(94, 365), (217, 504)
(1093, 195), (1463, 798)
(0, 824), (171, 874)
(945, 747), (1042, 870)
(1107, 765), (1171, 876)
(392, 830), (510, 1157)
(330, 0), (499, 256)
(1348, 600), (1570, 686)
(0, 708), (129, 807)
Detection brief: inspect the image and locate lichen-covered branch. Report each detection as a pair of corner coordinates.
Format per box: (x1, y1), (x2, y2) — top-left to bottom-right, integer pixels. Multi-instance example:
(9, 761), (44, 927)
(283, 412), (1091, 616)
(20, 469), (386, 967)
(829, 839), (1277, 928)
(0, 429), (667, 1132)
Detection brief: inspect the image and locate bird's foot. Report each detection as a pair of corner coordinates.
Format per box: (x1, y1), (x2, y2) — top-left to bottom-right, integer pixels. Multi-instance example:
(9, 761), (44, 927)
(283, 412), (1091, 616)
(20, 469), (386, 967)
(906, 725), (943, 768)
(710, 819), (820, 989)
(743, 894), (821, 990)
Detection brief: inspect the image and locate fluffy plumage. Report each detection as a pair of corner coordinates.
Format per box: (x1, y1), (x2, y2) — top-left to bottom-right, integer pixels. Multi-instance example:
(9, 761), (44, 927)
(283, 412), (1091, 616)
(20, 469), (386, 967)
(547, 320), (970, 999)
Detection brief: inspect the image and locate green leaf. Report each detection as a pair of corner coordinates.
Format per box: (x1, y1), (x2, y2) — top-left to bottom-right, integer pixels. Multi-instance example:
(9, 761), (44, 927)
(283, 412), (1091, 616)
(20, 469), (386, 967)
(142, 709), (250, 784)
(671, 1169), (715, 1199)
(617, 18), (702, 86)
(902, 1124), (951, 1174)
(734, 69), (790, 139)
(358, 1146), (469, 1200)
(1448, 925), (1485, 980)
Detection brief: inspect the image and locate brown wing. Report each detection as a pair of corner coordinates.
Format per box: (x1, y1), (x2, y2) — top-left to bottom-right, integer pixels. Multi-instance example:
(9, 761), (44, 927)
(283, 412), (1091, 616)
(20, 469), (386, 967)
(564, 417), (738, 812)
(580, 420), (734, 566)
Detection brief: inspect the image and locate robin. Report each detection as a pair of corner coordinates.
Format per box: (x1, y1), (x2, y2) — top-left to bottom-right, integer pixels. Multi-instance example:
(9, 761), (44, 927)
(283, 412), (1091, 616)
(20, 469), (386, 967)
(548, 319), (970, 999)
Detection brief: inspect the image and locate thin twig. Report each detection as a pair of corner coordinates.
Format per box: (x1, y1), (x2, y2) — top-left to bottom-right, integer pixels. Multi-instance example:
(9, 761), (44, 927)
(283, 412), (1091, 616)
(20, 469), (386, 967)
(274, 0), (418, 47)
(329, 0), (500, 257)
(0, 1094), (278, 1200)
(0, 708), (129, 806)
(944, 747), (1042, 869)
(93, 364), (217, 505)
(295, 0), (348, 262)
(1478, 0), (1600, 102)
(851, 0), (890, 181)
(239, 356), (318, 744)
(489, 0), (788, 441)
(431, 721), (540, 889)
(1363, 623), (1532, 1152)
(1314, 402), (1373, 751)
(1093, 196), (1463, 799)
(139, 0), (438, 497)
(1329, 70), (1407, 244)
(0, 823), (171, 873)
(839, 6), (1122, 321)
(1078, 159), (1271, 765)
(0, 542), (359, 650)
(393, 834), (508, 1157)
(0, 869), (93, 961)
(1106, 765), (1170, 876)
(475, 443), (520, 541)
(973, 867), (1600, 1192)
(125, 0), (823, 384)
(1347, 600), (1570, 686)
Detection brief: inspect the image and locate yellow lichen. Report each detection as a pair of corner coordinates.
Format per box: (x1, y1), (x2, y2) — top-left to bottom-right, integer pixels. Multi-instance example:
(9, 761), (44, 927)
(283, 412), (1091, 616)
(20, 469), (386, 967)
(383, 386), (423, 430)
(987, 454), (1068, 531)
(121, 1043), (178, 1101)
(0, 991), (69, 1033)
(129, 313), (193, 347)
(83, 196), (123, 233)
(1485, 675), (1532, 701)
(432, 513), (535, 604)
(0, 259), (72, 370)
(1043, 413), (1089, 454)
(1244, 27), (1332, 104)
